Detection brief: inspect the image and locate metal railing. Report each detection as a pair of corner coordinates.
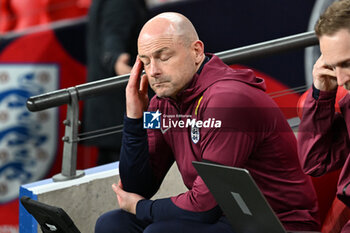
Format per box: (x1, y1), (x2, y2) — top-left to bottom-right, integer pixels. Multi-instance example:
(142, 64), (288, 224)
(26, 31), (318, 112)
(25, 30), (319, 181)
(216, 31), (318, 64)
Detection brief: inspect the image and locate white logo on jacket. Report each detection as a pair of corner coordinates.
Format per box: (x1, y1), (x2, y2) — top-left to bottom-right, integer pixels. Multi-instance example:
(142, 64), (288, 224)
(191, 125), (200, 144)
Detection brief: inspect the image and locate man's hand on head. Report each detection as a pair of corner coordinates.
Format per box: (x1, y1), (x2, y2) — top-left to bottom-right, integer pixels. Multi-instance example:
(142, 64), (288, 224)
(125, 57), (149, 119)
(313, 55), (338, 92)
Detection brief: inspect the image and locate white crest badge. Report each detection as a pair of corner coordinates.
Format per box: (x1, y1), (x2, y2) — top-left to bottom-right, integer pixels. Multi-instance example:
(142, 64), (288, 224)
(191, 125), (200, 144)
(0, 64), (58, 203)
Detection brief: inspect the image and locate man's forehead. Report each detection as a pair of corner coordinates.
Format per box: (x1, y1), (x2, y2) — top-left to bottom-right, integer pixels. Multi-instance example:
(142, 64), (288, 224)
(138, 32), (174, 43)
(138, 34), (180, 54)
(139, 47), (172, 58)
(320, 30), (350, 65)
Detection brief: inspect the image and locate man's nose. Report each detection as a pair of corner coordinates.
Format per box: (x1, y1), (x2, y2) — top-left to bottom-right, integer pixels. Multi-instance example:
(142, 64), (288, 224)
(149, 60), (161, 77)
(336, 67), (350, 86)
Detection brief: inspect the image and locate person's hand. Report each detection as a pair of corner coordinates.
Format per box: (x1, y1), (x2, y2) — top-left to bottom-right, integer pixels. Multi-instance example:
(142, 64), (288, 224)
(115, 53), (132, 75)
(112, 180), (145, 215)
(125, 56), (149, 119)
(313, 55), (337, 91)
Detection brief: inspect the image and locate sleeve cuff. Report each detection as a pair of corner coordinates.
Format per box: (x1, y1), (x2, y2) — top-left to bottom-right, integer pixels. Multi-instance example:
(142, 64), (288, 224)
(312, 84), (320, 100)
(312, 84), (337, 101)
(136, 199), (153, 222)
(123, 115), (146, 137)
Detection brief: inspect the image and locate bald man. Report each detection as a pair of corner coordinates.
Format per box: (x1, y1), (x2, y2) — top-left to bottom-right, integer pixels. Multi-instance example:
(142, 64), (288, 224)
(95, 12), (320, 233)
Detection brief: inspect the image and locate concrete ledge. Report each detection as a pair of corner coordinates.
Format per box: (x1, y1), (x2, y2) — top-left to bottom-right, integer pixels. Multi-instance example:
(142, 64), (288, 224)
(19, 162), (187, 233)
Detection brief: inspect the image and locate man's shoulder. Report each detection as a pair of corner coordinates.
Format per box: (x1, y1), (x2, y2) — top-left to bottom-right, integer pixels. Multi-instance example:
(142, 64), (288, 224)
(204, 79), (264, 104)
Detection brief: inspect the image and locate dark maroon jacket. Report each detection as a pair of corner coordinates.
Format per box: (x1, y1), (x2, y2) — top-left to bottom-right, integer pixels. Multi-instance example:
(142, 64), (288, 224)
(298, 86), (350, 230)
(121, 54), (320, 231)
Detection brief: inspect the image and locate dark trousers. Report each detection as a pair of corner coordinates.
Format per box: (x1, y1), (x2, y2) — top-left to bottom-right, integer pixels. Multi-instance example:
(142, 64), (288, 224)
(95, 209), (235, 233)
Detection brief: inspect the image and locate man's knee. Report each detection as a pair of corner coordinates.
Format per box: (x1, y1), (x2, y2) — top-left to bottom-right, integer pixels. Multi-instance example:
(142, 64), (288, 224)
(95, 209), (132, 233)
(95, 209), (149, 233)
(143, 218), (234, 233)
(95, 209), (120, 233)
(143, 222), (170, 233)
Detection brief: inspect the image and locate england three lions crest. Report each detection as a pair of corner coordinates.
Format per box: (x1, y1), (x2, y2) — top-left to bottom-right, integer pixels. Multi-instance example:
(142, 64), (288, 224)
(0, 64), (58, 203)
(191, 125), (200, 144)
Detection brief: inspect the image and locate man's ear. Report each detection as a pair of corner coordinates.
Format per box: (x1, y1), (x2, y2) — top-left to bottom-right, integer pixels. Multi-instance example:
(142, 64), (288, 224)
(192, 40), (204, 64)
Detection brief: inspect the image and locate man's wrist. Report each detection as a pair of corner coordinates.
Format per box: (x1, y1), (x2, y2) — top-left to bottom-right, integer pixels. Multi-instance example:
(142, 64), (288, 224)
(123, 115), (146, 136)
(312, 84), (337, 101)
(313, 79), (337, 92)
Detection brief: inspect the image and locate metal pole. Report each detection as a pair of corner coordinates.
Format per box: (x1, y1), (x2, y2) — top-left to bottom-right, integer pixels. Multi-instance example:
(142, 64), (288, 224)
(216, 31), (318, 64)
(26, 74), (130, 112)
(52, 87), (84, 181)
